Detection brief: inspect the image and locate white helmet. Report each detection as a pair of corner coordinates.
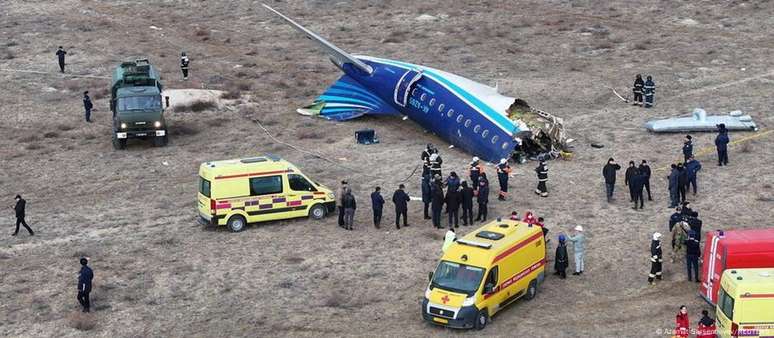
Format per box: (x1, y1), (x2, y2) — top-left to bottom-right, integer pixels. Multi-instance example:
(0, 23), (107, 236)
(472, 156), (479, 162)
(653, 232), (662, 240)
(500, 158), (507, 165)
(574, 225), (583, 232)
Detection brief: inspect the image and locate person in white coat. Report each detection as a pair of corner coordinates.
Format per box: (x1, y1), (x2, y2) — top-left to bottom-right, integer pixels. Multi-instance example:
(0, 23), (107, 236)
(567, 225), (586, 275)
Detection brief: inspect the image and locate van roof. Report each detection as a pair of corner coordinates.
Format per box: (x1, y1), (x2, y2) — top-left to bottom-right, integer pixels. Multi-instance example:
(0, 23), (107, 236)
(443, 219), (543, 268)
(712, 229), (774, 253)
(723, 268), (774, 296)
(199, 154), (299, 180)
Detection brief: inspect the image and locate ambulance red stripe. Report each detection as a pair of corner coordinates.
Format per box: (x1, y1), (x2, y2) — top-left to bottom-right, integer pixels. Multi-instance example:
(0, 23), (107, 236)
(492, 232), (543, 264)
(483, 259), (546, 299)
(740, 293), (774, 298)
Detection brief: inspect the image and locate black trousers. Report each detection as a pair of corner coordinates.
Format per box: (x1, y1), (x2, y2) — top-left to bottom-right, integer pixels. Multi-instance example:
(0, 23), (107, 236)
(476, 203), (487, 221)
(461, 206), (473, 225)
(337, 206), (345, 226)
(643, 180), (652, 200)
(14, 217), (33, 235)
(77, 290), (91, 312)
(678, 185), (687, 203)
(537, 181), (547, 193)
(717, 148), (729, 165)
(58, 60), (65, 72)
(686, 254), (699, 281)
(431, 207), (442, 228)
(395, 209), (407, 228)
(373, 209), (382, 227)
(181, 68), (189, 78)
(648, 261), (663, 282)
(633, 92), (642, 103)
(85, 108), (91, 122)
(448, 209), (459, 228)
(423, 202), (430, 218)
(633, 191), (644, 208)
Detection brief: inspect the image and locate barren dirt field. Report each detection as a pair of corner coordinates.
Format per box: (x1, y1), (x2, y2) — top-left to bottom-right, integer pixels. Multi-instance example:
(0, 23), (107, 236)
(2, 0), (773, 337)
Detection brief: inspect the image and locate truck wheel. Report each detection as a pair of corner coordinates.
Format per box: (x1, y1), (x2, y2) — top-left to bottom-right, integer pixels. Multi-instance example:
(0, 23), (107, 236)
(226, 215), (246, 232)
(524, 280), (538, 301)
(113, 138), (127, 150)
(309, 204), (326, 220)
(152, 135), (168, 147)
(474, 310), (488, 330)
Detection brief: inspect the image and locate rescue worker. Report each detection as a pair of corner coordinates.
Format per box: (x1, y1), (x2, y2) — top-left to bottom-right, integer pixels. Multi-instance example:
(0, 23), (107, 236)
(668, 164), (680, 208)
(671, 221), (689, 263)
(468, 157), (483, 193)
(630, 168), (645, 209)
(55, 46), (66, 73)
(534, 160), (548, 197)
(430, 179), (444, 228)
(648, 232), (663, 285)
(370, 187), (384, 229)
(677, 163), (688, 204)
(681, 201), (698, 218)
(429, 151), (442, 178)
(83, 91), (93, 123)
(685, 156), (702, 195)
(675, 305), (690, 338)
(624, 161), (637, 202)
(335, 180), (348, 228)
(554, 234), (568, 279)
(682, 135), (693, 162)
(643, 75), (655, 108)
(392, 184), (410, 229)
(697, 310), (717, 338)
(460, 181), (474, 226)
(442, 228), (456, 252)
(342, 188), (356, 230)
(11, 195), (34, 236)
(77, 257), (93, 313)
(496, 158), (511, 201)
(445, 182), (460, 228)
(715, 124), (730, 166)
(421, 144), (433, 177)
(445, 171), (460, 192)
(522, 211), (537, 225)
(568, 225), (585, 275)
(603, 158), (621, 202)
(632, 74), (644, 106)
(638, 160), (653, 201)
(180, 52), (190, 80)
(475, 178), (489, 222)
(421, 174), (431, 220)
(685, 230), (700, 282)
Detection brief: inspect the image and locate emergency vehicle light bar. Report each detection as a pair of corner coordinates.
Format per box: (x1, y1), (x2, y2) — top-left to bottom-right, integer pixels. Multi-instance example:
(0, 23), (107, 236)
(457, 239), (492, 249)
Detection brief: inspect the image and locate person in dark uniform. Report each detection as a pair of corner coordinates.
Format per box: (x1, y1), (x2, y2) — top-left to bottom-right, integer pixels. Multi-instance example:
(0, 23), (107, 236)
(430, 179), (444, 228)
(445, 183), (460, 229)
(624, 161), (637, 202)
(648, 232), (663, 285)
(677, 163), (688, 203)
(496, 158), (511, 201)
(55, 46), (67, 73)
(632, 74), (644, 106)
(668, 164), (680, 208)
(11, 195), (34, 236)
(83, 91), (93, 123)
(685, 230), (700, 282)
(342, 188), (356, 231)
(685, 156), (702, 195)
(534, 160), (548, 197)
(460, 181), (474, 226)
(668, 207), (684, 232)
(421, 144), (433, 177)
(335, 180), (348, 228)
(180, 52), (190, 80)
(603, 158), (621, 202)
(77, 258), (94, 312)
(638, 160), (653, 201)
(715, 124), (730, 166)
(475, 178), (489, 222)
(630, 169), (646, 209)
(643, 75), (655, 108)
(429, 151), (442, 179)
(421, 174), (431, 220)
(468, 157), (482, 193)
(392, 184), (410, 229)
(554, 234), (569, 279)
(370, 187), (384, 229)
(682, 135), (693, 162)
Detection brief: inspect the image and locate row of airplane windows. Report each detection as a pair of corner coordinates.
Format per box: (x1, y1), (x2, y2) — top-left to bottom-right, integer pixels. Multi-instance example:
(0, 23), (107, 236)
(411, 87), (509, 150)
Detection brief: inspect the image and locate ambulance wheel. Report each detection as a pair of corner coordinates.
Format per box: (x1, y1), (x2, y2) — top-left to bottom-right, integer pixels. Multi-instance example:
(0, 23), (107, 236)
(227, 215), (246, 232)
(309, 204), (326, 220)
(152, 135), (168, 147)
(113, 138), (127, 150)
(524, 280), (538, 301)
(474, 310), (488, 330)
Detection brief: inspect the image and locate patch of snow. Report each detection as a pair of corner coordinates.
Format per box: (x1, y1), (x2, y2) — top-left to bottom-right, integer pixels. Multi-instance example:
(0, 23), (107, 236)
(415, 14), (438, 22)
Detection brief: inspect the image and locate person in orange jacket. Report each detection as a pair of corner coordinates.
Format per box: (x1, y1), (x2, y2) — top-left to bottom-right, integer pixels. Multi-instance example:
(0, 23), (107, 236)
(696, 309), (716, 338)
(674, 305), (690, 338)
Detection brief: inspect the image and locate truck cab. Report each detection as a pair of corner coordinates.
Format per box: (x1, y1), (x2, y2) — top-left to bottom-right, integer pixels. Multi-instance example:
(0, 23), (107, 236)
(716, 268), (774, 337)
(110, 58), (168, 149)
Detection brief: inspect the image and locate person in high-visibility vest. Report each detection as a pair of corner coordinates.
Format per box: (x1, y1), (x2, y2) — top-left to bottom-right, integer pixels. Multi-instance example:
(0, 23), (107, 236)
(496, 158), (512, 201)
(648, 232), (664, 285)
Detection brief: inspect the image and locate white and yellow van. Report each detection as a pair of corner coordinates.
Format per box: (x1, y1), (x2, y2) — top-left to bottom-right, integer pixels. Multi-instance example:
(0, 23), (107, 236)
(197, 155), (336, 232)
(422, 219), (546, 330)
(716, 268), (774, 337)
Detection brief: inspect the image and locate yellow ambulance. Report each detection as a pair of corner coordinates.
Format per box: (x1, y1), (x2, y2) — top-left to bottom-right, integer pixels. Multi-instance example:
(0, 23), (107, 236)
(716, 268), (774, 337)
(422, 219), (546, 330)
(197, 155), (336, 232)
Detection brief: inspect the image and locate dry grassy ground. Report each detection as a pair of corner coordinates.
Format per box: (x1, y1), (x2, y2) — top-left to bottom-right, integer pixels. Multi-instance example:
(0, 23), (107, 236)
(1, 0), (773, 337)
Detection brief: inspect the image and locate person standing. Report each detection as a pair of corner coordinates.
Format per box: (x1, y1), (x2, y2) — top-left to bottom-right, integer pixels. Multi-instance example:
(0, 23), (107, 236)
(685, 156), (702, 195)
(77, 258), (94, 313)
(677, 163), (688, 204)
(669, 207), (684, 232)
(638, 160), (653, 201)
(445, 184), (460, 229)
(496, 158), (511, 201)
(11, 195), (34, 236)
(624, 161), (637, 202)
(460, 181), (474, 226)
(392, 184), (410, 229)
(442, 228), (456, 252)
(421, 144), (433, 177)
(370, 187), (384, 229)
(648, 232), (664, 285)
(534, 160), (548, 197)
(468, 157), (483, 193)
(685, 230), (700, 282)
(682, 135), (693, 162)
(715, 124), (730, 166)
(697, 310), (717, 338)
(630, 169), (645, 210)
(567, 226), (586, 275)
(180, 52), (190, 80)
(643, 75), (655, 108)
(475, 178), (489, 222)
(55, 46), (67, 73)
(83, 91), (93, 123)
(675, 305), (690, 338)
(632, 74), (644, 106)
(430, 179), (444, 228)
(421, 174), (431, 220)
(429, 151), (442, 178)
(335, 180), (348, 228)
(670, 221), (689, 264)
(668, 164), (680, 208)
(602, 158), (621, 202)
(445, 171), (460, 193)
(342, 188), (356, 231)
(554, 234), (568, 279)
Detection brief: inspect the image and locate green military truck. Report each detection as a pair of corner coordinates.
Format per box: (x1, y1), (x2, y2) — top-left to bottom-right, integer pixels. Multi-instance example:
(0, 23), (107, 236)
(110, 58), (168, 149)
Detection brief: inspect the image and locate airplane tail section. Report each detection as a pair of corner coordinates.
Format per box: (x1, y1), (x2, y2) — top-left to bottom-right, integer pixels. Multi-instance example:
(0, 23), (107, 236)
(263, 4), (373, 75)
(297, 74), (400, 121)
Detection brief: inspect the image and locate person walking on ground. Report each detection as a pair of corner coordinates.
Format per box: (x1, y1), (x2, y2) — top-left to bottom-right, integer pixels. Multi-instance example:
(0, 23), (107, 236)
(697, 310), (717, 338)
(630, 169), (646, 210)
(671, 221), (689, 263)
(460, 181), (474, 226)
(638, 160), (653, 201)
(682, 135), (693, 162)
(632, 74), (644, 106)
(624, 161), (637, 202)
(336, 180), (348, 228)
(445, 183), (460, 229)
(648, 232), (664, 285)
(421, 174), (431, 220)
(603, 158), (621, 202)
(429, 151), (443, 178)
(475, 178), (489, 222)
(442, 228), (456, 252)
(468, 157), (483, 193)
(342, 188), (356, 230)
(392, 184), (410, 229)
(430, 179), (444, 228)
(421, 144), (433, 177)
(643, 75), (655, 108)
(685, 230), (700, 282)
(496, 158), (511, 201)
(83, 91), (93, 123)
(370, 187), (384, 229)
(685, 156), (702, 195)
(568, 225), (586, 275)
(677, 163), (688, 203)
(668, 164), (680, 208)
(77, 258), (94, 313)
(715, 124), (730, 166)
(675, 305), (690, 338)
(11, 195), (34, 236)
(534, 160), (549, 197)
(180, 52), (190, 80)
(55, 46), (67, 73)
(554, 234), (568, 279)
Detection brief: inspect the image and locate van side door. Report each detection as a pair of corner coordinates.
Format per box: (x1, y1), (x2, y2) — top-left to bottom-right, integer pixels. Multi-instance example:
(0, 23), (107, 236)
(247, 175), (285, 222)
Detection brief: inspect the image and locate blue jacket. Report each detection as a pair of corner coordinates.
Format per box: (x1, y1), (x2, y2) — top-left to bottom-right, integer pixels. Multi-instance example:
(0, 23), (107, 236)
(682, 141), (693, 157)
(371, 191), (384, 212)
(79, 266), (93, 292)
(668, 168), (679, 191)
(715, 132), (730, 150)
(445, 175), (460, 192)
(685, 160), (702, 180)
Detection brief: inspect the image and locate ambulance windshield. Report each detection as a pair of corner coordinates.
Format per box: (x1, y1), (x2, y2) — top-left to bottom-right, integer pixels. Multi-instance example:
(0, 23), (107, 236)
(431, 261), (484, 296)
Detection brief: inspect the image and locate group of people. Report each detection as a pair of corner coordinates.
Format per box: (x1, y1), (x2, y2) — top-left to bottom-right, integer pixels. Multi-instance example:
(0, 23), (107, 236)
(631, 74), (656, 108)
(673, 306), (717, 338)
(603, 158), (653, 209)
